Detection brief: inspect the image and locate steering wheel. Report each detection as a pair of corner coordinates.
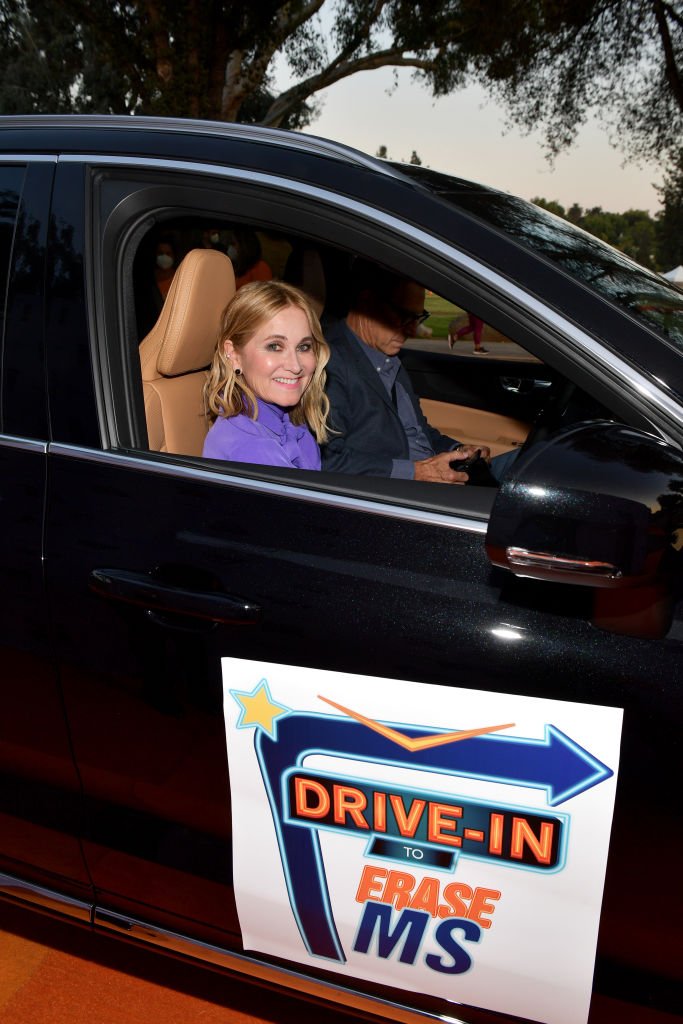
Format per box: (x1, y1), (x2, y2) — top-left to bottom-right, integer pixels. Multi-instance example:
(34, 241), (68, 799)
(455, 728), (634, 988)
(515, 376), (578, 458)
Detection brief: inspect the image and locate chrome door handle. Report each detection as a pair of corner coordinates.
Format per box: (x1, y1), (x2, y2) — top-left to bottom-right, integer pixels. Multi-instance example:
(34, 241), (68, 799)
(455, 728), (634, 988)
(89, 568), (260, 624)
(506, 548), (622, 579)
(500, 377), (553, 394)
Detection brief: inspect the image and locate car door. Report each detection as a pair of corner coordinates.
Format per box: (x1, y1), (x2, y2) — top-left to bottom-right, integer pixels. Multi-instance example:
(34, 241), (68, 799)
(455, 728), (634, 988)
(0, 158), (91, 902)
(43, 153), (681, 1022)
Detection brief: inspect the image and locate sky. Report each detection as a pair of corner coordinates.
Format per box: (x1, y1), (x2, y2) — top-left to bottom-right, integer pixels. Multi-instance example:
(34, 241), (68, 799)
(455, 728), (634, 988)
(299, 68), (664, 215)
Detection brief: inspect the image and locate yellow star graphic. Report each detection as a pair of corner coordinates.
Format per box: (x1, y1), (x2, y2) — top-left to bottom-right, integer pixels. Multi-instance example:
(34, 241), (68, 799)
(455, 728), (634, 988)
(231, 679), (290, 739)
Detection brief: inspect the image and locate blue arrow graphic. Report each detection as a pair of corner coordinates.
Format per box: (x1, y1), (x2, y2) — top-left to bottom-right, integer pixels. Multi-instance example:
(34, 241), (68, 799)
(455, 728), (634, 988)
(486, 723), (614, 806)
(253, 711), (613, 961)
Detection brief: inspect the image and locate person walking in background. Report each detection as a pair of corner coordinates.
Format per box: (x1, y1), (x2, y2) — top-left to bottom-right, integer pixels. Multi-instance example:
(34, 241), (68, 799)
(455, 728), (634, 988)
(448, 312), (487, 353)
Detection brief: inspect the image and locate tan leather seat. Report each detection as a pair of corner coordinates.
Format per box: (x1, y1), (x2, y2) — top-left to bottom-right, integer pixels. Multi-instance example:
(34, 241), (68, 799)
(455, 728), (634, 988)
(139, 248), (236, 455)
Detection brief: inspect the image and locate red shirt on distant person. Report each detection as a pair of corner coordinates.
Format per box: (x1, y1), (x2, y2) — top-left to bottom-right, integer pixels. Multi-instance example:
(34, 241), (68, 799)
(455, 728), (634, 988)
(236, 259), (272, 289)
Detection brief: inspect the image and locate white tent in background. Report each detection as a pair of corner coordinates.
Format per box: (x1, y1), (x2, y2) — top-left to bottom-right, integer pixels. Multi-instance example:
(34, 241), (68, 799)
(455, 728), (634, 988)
(661, 265), (683, 284)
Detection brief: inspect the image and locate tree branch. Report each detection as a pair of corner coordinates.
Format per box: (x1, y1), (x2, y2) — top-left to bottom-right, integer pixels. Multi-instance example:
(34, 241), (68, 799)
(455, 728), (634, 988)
(660, 0), (683, 31)
(653, 0), (683, 113)
(271, 0), (327, 48)
(221, 0), (326, 120)
(328, 0), (391, 65)
(261, 48), (435, 127)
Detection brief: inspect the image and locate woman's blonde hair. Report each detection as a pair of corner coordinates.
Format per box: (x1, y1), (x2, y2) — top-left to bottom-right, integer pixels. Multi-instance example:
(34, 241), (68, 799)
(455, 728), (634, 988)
(204, 280), (330, 443)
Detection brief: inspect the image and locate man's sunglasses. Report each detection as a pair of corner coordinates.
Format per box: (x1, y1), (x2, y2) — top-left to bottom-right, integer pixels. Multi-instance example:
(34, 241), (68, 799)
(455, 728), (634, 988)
(384, 300), (431, 329)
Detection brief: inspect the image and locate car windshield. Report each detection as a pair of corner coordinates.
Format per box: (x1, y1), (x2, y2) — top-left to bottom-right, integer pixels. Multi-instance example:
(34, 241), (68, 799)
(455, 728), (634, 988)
(397, 164), (683, 352)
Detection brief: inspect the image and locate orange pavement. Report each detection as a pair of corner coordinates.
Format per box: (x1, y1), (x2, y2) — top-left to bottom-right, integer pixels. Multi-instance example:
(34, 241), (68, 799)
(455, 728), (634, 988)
(0, 901), (350, 1024)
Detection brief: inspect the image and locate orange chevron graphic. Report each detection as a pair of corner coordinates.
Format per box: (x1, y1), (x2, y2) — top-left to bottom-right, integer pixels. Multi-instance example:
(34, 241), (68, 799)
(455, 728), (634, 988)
(318, 695), (514, 752)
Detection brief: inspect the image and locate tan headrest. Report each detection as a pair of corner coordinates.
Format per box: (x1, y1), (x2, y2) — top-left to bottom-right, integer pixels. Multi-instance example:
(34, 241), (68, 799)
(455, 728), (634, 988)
(140, 249), (236, 380)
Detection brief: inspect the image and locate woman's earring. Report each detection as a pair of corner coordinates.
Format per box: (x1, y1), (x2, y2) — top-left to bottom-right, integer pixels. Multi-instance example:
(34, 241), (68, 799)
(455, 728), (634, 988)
(234, 367), (242, 376)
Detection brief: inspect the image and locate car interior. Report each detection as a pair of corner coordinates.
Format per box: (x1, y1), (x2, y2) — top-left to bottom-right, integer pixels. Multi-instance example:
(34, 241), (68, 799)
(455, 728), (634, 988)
(127, 214), (618, 483)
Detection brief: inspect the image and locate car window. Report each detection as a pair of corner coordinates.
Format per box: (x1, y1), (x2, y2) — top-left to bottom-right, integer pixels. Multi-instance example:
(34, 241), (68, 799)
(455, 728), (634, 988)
(405, 293), (539, 364)
(128, 214), (573, 461)
(93, 170), (637, 515)
(0, 166), (25, 363)
(0, 167), (23, 277)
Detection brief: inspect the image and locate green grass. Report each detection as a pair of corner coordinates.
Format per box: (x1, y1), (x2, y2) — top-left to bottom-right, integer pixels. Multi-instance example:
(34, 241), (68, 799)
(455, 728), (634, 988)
(424, 293), (464, 340)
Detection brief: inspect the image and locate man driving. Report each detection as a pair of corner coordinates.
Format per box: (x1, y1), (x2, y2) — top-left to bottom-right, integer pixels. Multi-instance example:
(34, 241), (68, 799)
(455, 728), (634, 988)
(321, 265), (492, 483)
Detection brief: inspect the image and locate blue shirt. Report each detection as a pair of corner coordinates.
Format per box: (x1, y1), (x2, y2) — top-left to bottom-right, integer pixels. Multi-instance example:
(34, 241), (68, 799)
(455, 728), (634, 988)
(353, 335), (438, 479)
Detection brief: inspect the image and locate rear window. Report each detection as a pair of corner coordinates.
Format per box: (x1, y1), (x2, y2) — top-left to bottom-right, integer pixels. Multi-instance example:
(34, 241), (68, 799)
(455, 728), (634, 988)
(0, 165), (25, 336)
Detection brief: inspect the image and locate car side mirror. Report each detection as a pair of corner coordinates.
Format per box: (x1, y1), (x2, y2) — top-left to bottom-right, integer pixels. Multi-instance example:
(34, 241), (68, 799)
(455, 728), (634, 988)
(486, 421), (683, 638)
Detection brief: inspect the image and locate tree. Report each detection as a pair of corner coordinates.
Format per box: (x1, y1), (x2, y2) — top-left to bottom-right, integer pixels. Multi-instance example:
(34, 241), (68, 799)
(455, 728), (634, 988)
(531, 197), (566, 218)
(619, 209), (659, 268)
(656, 151), (683, 268)
(566, 204), (584, 226)
(0, 0), (497, 128)
(2, 0), (680, 182)
(469, 0), (683, 169)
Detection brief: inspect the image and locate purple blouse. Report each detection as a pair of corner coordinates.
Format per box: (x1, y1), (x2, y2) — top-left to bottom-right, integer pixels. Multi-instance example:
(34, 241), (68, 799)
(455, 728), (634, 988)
(202, 401), (321, 470)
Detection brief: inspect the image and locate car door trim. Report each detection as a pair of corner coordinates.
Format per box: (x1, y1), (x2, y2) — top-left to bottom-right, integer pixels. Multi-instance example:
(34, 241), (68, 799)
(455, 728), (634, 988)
(0, 155), (57, 164)
(0, 435), (47, 454)
(0, 870), (462, 1023)
(58, 151), (681, 442)
(0, 872), (92, 922)
(48, 443), (488, 535)
(94, 906), (463, 1024)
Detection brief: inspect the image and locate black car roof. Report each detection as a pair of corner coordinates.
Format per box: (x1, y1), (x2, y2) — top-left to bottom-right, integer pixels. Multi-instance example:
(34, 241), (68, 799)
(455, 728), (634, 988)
(0, 113), (406, 175)
(0, 113), (499, 197)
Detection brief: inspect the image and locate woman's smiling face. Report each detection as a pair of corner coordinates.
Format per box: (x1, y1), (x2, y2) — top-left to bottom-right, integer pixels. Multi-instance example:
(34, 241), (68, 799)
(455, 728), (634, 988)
(225, 305), (317, 407)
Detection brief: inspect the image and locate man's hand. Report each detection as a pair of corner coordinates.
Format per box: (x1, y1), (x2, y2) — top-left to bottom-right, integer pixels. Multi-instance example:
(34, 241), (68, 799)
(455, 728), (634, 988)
(414, 445), (492, 484)
(414, 450), (468, 483)
(451, 444), (491, 463)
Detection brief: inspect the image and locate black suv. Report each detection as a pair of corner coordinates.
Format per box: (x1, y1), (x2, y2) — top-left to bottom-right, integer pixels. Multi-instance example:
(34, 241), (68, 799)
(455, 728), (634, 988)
(0, 116), (681, 1024)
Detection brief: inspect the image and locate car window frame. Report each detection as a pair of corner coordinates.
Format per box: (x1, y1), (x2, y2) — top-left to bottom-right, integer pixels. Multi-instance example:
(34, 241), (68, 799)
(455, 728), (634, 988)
(85, 158), (682, 521)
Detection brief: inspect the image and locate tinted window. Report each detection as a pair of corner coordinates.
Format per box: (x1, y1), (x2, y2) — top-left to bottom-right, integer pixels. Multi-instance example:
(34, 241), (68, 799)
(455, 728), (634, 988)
(98, 172), (638, 511)
(399, 164), (683, 351)
(0, 166), (24, 348)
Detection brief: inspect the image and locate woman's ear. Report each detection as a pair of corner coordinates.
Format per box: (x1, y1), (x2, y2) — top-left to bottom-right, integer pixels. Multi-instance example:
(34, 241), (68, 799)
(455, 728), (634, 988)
(224, 338), (239, 370)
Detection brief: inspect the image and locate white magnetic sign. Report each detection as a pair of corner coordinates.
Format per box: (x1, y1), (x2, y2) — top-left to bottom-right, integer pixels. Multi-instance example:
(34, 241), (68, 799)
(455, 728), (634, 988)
(222, 658), (622, 1024)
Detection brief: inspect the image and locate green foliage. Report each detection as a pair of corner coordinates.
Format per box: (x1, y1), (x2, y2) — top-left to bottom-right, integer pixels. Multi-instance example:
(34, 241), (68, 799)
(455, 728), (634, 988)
(531, 197), (565, 218)
(470, 0), (683, 169)
(0, 0), (452, 122)
(424, 293), (461, 340)
(0, 0), (323, 122)
(1, 0), (680, 190)
(566, 203), (584, 225)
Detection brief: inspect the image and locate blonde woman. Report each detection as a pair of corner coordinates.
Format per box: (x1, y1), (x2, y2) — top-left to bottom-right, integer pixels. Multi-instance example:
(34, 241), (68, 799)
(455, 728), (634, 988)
(203, 281), (330, 469)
